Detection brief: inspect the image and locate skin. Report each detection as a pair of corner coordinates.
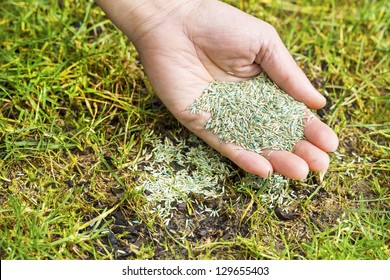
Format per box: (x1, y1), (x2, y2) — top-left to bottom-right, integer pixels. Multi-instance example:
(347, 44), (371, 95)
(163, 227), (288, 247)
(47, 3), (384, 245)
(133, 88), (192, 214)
(95, 0), (339, 180)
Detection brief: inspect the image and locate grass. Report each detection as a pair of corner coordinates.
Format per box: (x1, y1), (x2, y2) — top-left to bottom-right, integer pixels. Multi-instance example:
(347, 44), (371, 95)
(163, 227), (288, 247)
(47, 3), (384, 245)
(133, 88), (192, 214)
(0, 0), (389, 260)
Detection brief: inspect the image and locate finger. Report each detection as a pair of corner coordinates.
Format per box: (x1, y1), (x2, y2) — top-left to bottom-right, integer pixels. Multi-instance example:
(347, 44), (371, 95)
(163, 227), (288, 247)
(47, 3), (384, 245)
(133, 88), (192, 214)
(304, 114), (339, 152)
(195, 49), (263, 82)
(255, 23), (326, 109)
(183, 118), (273, 178)
(214, 139), (274, 178)
(181, 110), (274, 178)
(293, 140), (330, 172)
(218, 143), (274, 178)
(230, 63), (263, 79)
(263, 150), (309, 180)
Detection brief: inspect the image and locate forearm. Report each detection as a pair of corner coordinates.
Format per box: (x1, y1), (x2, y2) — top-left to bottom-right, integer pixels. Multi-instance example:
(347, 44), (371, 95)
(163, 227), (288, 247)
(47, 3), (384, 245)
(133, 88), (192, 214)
(95, 0), (196, 43)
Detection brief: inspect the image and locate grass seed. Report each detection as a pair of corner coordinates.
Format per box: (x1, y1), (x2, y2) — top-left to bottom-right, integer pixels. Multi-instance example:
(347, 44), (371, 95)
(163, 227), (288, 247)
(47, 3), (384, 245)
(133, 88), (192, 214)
(188, 73), (309, 153)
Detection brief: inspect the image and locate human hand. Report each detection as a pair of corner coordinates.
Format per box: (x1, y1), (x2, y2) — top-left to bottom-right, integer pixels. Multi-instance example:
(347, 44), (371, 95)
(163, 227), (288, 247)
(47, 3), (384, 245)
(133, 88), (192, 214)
(96, 0), (338, 179)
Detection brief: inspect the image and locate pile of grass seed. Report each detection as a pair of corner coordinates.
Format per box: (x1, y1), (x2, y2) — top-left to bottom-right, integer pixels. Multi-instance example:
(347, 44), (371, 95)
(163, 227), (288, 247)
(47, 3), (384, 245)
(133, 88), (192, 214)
(189, 73), (308, 153)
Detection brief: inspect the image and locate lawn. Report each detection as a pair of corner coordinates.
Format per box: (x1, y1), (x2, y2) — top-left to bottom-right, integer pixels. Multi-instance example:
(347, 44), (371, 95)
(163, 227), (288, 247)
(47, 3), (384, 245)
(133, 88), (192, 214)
(0, 0), (389, 260)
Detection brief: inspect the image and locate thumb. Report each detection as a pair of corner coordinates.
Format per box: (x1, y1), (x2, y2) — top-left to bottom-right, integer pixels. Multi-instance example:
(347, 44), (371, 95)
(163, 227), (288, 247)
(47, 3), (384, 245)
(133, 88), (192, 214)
(255, 24), (326, 109)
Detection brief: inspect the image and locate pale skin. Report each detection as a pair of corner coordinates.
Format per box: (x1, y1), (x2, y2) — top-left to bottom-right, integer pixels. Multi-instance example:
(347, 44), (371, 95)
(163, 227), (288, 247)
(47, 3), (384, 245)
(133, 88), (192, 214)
(96, 0), (339, 180)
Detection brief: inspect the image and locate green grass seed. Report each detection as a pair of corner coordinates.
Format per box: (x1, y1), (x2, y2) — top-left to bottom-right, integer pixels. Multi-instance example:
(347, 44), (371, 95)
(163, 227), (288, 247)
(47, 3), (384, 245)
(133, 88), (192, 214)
(189, 73), (308, 153)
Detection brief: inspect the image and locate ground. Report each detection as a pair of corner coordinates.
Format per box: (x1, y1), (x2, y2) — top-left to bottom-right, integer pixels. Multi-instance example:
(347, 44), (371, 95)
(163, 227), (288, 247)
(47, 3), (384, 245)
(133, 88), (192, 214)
(0, 0), (389, 260)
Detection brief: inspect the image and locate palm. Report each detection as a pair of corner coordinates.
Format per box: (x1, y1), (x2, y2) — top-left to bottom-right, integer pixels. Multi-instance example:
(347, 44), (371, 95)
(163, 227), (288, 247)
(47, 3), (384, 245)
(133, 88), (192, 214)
(136, 2), (264, 112)
(132, 1), (338, 179)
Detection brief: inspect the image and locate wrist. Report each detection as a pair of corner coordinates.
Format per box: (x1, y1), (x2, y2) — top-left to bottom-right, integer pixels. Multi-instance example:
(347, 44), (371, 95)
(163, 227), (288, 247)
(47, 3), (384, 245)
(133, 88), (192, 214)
(96, 0), (202, 44)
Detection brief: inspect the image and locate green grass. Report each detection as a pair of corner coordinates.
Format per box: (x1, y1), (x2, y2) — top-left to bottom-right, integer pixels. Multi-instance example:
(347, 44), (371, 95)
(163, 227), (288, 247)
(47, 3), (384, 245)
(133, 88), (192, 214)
(0, 0), (389, 260)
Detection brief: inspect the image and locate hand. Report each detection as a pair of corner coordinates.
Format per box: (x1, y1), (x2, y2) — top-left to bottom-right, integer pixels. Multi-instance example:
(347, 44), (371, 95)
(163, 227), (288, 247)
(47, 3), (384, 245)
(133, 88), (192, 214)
(96, 0), (338, 179)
